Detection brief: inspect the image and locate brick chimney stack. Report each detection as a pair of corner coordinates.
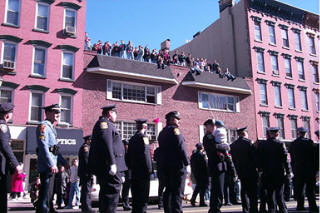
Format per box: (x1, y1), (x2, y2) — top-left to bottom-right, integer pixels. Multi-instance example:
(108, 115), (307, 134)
(161, 39), (170, 51)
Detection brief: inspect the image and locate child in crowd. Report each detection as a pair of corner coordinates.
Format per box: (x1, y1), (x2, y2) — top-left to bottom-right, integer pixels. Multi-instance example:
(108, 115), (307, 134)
(213, 120), (228, 145)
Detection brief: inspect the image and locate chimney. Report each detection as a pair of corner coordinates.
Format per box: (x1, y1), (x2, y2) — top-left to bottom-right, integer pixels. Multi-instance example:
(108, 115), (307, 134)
(219, 0), (235, 12)
(161, 39), (170, 51)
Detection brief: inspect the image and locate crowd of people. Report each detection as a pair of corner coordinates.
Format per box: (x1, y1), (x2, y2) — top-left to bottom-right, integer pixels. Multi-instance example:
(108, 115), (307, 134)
(84, 35), (236, 81)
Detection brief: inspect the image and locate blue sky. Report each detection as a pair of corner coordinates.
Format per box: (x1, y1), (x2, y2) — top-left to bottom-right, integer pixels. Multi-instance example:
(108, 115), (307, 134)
(85, 0), (319, 51)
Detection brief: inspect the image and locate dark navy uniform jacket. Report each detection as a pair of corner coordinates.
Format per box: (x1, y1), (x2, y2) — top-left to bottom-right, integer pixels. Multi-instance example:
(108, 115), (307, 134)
(230, 137), (258, 180)
(190, 150), (208, 183)
(78, 143), (90, 177)
(257, 137), (291, 186)
(289, 137), (317, 176)
(127, 132), (152, 180)
(89, 116), (127, 176)
(158, 125), (189, 172)
(0, 119), (18, 175)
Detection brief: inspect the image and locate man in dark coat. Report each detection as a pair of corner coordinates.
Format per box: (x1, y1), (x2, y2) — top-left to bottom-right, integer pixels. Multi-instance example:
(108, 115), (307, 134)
(257, 127), (291, 213)
(78, 135), (94, 213)
(0, 103), (20, 213)
(88, 105), (127, 213)
(127, 119), (152, 213)
(289, 127), (319, 212)
(158, 111), (190, 213)
(202, 119), (230, 213)
(153, 146), (164, 209)
(190, 143), (209, 207)
(230, 127), (258, 213)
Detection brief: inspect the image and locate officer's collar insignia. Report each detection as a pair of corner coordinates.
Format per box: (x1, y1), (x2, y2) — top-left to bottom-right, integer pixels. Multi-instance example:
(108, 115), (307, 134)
(100, 122), (108, 129)
(84, 146), (89, 152)
(0, 124), (7, 133)
(39, 135), (45, 140)
(39, 124), (46, 133)
(174, 128), (180, 136)
(143, 137), (149, 145)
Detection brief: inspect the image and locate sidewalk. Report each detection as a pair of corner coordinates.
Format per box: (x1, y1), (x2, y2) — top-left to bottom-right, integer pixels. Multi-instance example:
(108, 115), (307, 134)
(8, 197), (34, 211)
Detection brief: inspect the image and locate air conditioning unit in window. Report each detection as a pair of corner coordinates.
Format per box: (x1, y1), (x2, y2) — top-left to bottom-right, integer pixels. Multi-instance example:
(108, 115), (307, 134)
(64, 26), (75, 35)
(2, 60), (15, 71)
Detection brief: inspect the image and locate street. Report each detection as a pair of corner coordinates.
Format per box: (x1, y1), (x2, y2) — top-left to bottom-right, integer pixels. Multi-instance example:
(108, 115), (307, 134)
(8, 198), (319, 213)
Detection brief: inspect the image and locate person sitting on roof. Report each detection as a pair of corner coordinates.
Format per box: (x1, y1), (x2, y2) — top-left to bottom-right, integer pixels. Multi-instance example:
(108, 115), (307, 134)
(225, 68), (236, 81)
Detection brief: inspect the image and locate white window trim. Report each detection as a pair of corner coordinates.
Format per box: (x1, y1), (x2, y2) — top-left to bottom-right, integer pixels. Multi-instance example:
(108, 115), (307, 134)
(0, 86), (14, 104)
(28, 91), (44, 123)
(106, 79), (161, 105)
(59, 93), (73, 126)
(31, 46), (47, 77)
(256, 51), (265, 73)
(4, 0), (21, 26)
(1, 40), (18, 63)
(198, 91), (239, 112)
(34, 2), (50, 31)
(63, 8), (77, 33)
(60, 51), (75, 80)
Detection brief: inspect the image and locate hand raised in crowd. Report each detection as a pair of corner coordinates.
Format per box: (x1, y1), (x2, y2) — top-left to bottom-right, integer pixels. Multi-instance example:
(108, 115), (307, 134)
(16, 164), (23, 174)
(50, 165), (58, 174)
(109, 164), (117, 175)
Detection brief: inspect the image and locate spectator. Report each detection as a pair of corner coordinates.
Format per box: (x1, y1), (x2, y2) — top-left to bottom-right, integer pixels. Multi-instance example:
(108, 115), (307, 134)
(119, 40), (126, 58)
(10, 163), (26, 200)
(126, 41), (134, 60)
(96, 40), (102, 54)
(84, 32), (91, 50)
(136, 45), (144, 61)
(111, 41), (120, 57)
(225, 68), (236, 81)
(178, 52), (186, 66)
(65, 159), (80, 209)
(143, 45), (151, 62)
(186, 53), (192, 67)
(30, 176), (41, 206)
(150, 49), (158, 63)
(133, 47), (138, 60)
(102, 41), (111, 56)
(54, 165), (69, 209)
(157, 54), (165, 69)
(172, 51), (179, 65)
(163, 49), (170, 65)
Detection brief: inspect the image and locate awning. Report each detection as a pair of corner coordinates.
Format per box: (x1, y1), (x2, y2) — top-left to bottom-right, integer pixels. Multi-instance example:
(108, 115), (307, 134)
(26, 126), (83, 155)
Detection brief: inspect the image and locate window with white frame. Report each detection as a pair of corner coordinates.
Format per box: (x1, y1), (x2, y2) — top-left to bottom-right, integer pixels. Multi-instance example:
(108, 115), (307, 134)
(271, 55), (279, 75)
(308, 35), (316, 55)
(60, 95), (72, 125)
(290, 117), (297, 139)
(261, 114), (269, 138)
(64, 9), (76, 33)
(32, 47), (46, 77)
(281, 28), (289, 48)
(294, 32), (302, 51)
(107, 80), (161, 105)
(61, 51), (74, 80)
(302, 118), (311, 138)
(276, 116), (285, 139)
(0, 87), (13, 104)
(5, 0), (20, 26)
(316, 92), (320, 111)
(300, 89), (308, 110)
(35, 3), (49, 31)
(114, 121), (156, 140)
(259, 82), (268, 105)
(284, 58), (292, 78)
(297, 61), (305, 80)
(312, 63), (319, 83)
(256, 51), (265, 73)
(273, 84), (282, 107)
(199, 92), (238, 112)
(254, 21), (262, 41)
(29, 92), (43, 122)
(287, 87), (295, 109)
(2, 42), (17, 63)
(268, 25), (276, 44)
(227, 129), (237, 143)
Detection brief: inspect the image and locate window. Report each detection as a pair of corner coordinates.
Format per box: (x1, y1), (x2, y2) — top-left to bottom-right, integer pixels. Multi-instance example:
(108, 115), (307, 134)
(2, 42), (17, 63)
(274, 85), (282, 107)
(271, 55), (279, 75)
(281, 29), (289, 48)
(60, 95), (72, 125)
(316, 92), (320, 111)
(36, 3), (49, 31)
(256, 51), (265, 73)
(5, 0), (20, 26)
(0, 87), (13, 104)
(276, 117), (285, 139)
(312, 64), (319, 83)
(268, 25), (276, 44)
(259, 82), (267, 105)
(308, 36), (316, 55)
(300, 90), (308, 110)
(61, 52), (74, 80)
(284, 58), (292, 77)
(107, 80), (161, 105)
(294, 32), (302, 51)
(254, 21), (262, 41)
(297, 61), (305, 80)
(29, 92), (43, 122)
(261, 115), (269, 138)
(227, 129), (237, 143)
(288, 87), (295, 109)
(199, 92), (238, 112)
(115, 121), (156, 140)
(302, 119), (311, 138)
(64, 9), (76, 33)
(32, 47), (46, 76)
(290, 118), (297, 139)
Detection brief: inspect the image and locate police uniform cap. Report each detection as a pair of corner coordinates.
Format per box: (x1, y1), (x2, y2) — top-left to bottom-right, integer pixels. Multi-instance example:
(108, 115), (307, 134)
(195, 142), (203, 149)
(101, 104), (116, 112)
(215, 120), (225, 127)
(315, 130), (319, 137)
(203, 119), (214, 126)
(236, 127), (247, 133)
(0, 103), (14, 113)
(297, 127), (308, 133)
(267, 127), (280, 132)
(43, 104), (61, 113)
(83, 135), (92, 140)
(165, 111), (180, 120)
(135, 118), (148, 124)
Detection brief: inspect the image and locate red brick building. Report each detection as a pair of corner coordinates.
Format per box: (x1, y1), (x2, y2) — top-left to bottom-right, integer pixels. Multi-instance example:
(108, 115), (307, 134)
(83, 52), (255, 154)
(174, 0), (319, 142)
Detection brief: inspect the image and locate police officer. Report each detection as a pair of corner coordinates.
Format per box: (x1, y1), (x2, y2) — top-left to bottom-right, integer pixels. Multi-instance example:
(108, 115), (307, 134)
(230, 127), (258, 213)
(190, 143), (209, 207)
(257, 127), (291, 213)
(121, 139), (132, 211)
(0, 103), (20, 213)
(127, 119), (152, 213)
(78, 135), (94, 213)
(203, 119), (231, 213)
(158, 111), (190, 213)
(88, 105), (127, 213)
(289, 127), (319, 212)
(36, 104), (63, 213)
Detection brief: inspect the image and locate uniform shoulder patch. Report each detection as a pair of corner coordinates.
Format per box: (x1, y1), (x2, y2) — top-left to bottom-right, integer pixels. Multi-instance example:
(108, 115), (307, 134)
(39, 124), (46, 133)
(100, 122), (108, 129)
(0, 124), (8, 133)
(84, 146), (89, 152)
(39, 135), (45, 140)
(174, 128), (180, 136)
(143, 137), (149, 145)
